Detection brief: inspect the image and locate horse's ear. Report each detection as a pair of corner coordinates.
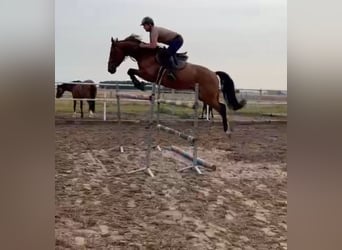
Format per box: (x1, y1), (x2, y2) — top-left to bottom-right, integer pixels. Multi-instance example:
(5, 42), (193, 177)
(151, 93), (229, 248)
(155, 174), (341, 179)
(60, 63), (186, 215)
(111, 37), (114, 43)
(115, 38), (118, 42)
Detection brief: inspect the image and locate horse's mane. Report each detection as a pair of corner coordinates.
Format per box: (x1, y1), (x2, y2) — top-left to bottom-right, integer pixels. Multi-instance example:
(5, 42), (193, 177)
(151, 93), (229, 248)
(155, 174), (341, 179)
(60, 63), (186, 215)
(83, 79), (94, 83)
(124, 34), (142, 43)
(124, 34), (162, 52)
(123, 34), (152, 62)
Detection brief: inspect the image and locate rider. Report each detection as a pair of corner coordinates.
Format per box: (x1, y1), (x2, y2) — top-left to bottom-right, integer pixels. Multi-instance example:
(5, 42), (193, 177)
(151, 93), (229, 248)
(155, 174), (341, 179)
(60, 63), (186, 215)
(139, 16), (184, 80)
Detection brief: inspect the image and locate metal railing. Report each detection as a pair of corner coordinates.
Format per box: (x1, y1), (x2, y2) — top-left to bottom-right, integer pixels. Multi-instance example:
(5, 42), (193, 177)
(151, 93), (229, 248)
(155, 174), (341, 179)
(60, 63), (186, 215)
(55, 82), (287, 120)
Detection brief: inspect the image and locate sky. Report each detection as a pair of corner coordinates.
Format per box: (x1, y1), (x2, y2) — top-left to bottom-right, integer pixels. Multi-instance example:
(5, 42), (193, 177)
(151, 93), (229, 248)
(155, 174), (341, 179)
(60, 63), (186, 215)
(55, 0), (287, 90)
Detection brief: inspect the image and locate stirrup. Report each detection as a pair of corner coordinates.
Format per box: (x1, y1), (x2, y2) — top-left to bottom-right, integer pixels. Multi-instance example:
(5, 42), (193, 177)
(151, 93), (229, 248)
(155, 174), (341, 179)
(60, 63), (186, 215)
(167, 71), (176, 81)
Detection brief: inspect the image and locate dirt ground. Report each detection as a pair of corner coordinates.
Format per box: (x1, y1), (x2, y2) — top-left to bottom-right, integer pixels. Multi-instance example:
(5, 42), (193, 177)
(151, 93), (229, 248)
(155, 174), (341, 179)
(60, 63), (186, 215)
(55, 119), (287, 249)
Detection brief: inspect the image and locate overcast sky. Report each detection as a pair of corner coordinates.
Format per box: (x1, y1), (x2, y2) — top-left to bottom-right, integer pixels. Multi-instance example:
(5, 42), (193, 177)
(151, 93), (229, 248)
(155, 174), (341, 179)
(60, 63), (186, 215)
(55, 0), (286, 90)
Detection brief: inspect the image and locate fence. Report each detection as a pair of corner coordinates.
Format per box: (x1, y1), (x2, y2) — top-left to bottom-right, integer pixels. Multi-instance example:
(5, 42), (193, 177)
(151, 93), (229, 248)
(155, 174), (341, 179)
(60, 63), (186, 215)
(55, 82), (287, 120)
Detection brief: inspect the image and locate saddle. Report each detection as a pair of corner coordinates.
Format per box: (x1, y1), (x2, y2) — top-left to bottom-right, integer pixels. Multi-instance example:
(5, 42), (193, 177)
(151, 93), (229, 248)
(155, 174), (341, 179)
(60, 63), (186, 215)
(155, 47), (188, 70)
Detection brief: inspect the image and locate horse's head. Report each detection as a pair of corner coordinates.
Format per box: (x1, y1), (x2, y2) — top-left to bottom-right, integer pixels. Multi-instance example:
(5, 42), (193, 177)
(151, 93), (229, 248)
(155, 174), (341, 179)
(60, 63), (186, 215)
(108, 37), (124, 74)
(56, 84), (65, 98)
(108, 35), (142, 74)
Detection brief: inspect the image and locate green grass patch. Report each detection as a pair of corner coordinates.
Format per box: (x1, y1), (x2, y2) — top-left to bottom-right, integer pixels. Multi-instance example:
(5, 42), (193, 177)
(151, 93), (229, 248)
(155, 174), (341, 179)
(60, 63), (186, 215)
(55, 100), (287, 117)
(55, 101), (150, 114)
(158, 104), (194, 118)
(235, 104), (287, 116)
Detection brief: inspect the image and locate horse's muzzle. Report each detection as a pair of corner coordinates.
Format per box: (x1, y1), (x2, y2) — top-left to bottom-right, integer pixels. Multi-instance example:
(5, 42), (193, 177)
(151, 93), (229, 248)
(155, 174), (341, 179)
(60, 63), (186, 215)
(108, 66), (116, 74)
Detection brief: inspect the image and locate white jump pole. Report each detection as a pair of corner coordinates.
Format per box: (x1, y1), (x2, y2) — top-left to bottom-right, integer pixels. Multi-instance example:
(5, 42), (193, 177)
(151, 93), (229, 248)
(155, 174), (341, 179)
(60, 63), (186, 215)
(178, 83), (202, 174)
(103, 92), (107, 121)
(127, 81), (156, 177)
(116, 83), (124, 153)
(127, 68), (166, 177)
(155, 82), (211, 174)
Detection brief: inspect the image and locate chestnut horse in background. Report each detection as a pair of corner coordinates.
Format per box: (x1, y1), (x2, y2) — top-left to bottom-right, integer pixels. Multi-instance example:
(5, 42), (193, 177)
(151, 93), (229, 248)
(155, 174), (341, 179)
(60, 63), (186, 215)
(107, 35), (246, 133)
(56, 80), (97, 118)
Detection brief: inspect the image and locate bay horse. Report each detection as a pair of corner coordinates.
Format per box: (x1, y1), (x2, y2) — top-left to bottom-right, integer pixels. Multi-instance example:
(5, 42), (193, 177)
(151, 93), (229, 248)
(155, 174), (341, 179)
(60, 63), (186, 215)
(107, 35), (246, 132)
(56, 80), (97, 118)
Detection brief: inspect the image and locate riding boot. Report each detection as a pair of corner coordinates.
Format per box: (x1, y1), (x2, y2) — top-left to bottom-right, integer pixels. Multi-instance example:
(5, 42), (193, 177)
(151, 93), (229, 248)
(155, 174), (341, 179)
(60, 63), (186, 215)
(166, 56), (176, 81)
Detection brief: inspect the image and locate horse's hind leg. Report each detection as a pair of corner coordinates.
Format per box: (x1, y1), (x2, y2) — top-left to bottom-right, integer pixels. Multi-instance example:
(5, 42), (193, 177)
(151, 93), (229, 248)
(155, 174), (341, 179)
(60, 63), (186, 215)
(208, 101), (229, 133)
(200, 84), (230, 133)
(80, 100), (84, 118)
(219, 102), (228, 132)
(91, 101), (94, 112)
(210, 107), (214, 119)
(73, 100), (77, 118)
(200, 104), (205, 119)
(88, 101), (94, 118)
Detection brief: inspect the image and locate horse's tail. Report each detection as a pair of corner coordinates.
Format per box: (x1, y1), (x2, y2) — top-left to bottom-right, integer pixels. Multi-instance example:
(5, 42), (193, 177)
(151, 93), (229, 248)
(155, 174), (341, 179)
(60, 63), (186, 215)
(215, 71), (246, 110)
(89, 85), (97, 112)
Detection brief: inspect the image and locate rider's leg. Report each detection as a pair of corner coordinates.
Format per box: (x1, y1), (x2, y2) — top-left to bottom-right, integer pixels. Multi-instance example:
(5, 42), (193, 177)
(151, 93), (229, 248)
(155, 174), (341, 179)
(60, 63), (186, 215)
(165, 35), (184, 80)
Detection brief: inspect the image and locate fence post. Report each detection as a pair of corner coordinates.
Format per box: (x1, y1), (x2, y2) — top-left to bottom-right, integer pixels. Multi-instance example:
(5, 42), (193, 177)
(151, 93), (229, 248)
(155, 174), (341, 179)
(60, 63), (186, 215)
(259, 89), (262, 114)
(103, 92), (107, 121)
(171, 89), (175, 115)
(116, 84), (124, 152)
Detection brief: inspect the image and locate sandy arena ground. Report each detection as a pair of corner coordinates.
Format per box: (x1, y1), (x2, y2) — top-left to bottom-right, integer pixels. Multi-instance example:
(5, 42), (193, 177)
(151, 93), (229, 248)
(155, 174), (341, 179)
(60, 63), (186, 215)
(55, 119), (287, 249)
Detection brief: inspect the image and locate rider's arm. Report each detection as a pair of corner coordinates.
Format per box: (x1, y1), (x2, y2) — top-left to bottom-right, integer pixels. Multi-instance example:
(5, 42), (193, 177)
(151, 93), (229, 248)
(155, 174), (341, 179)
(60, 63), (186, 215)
(140, 28), (158, 49)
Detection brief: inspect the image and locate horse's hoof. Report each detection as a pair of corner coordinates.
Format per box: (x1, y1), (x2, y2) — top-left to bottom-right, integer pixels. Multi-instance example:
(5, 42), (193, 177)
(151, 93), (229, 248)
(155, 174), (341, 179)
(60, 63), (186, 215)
(226, 130), (232, 138)
(240, 99), (247, 108)
(72, 112), (77, 118)
(134, 82), (145, 91)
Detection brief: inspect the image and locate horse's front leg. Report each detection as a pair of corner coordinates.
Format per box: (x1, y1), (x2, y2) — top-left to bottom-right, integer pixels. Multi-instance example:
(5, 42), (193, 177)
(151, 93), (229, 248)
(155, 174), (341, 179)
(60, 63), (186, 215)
(127, 68), (148, 91)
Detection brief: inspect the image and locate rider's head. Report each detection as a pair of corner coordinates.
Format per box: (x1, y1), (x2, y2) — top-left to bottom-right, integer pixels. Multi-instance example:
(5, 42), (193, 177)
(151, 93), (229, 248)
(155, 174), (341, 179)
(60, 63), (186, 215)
(141, 16), (154, 32)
